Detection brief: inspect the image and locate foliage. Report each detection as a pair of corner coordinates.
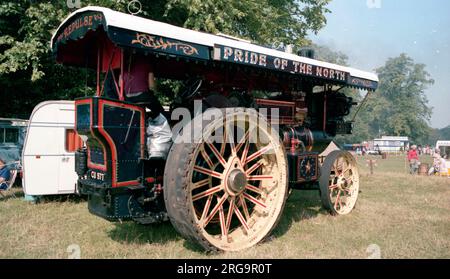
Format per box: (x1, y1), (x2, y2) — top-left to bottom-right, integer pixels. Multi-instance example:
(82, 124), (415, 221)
(165, 0), (331, 47)
(370, 54), (434, 144)
(437, 126), (450, 140)
(335, 54), (434, 145)
(427, 126), (450, 146)
(309, 44), (349, 66)
(0, 0), (331, 119)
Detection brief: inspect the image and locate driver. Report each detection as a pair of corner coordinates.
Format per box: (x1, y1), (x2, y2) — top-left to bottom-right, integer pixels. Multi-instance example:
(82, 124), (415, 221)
(121, 55), (172, 159)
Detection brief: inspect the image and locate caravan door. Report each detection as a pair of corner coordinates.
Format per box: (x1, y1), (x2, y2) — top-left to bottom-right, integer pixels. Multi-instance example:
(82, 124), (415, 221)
(57, 103), (82, 193)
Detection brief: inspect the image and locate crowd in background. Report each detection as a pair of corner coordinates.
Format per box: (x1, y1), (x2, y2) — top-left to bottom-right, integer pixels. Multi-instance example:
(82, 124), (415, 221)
(407, 145), (448, 176)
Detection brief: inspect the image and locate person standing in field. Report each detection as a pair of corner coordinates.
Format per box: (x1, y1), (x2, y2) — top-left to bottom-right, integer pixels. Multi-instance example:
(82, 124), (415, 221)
(407, 145), (419, 174)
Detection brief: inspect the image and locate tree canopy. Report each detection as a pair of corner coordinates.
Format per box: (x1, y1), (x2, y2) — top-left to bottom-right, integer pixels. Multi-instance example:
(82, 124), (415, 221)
(338, 53), (435, 144)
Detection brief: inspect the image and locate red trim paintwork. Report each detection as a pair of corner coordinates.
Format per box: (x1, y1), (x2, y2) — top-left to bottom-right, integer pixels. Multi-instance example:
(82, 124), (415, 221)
(75, 98), (108, 171)
(98, 99), (145, 187)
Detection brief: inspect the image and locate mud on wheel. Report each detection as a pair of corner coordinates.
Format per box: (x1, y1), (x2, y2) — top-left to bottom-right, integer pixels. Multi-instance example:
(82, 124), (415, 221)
(164, 108), (288, 252)
(319, 150), (359, 215)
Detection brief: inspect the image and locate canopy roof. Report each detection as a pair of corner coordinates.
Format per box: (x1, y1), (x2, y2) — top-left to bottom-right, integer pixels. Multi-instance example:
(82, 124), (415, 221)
(51, 6), (378, 91)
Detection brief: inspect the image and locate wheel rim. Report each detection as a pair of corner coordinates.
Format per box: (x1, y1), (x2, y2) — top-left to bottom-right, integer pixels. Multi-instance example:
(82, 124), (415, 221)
(188, 110), (287, 251)
(327, 152), (359, 215)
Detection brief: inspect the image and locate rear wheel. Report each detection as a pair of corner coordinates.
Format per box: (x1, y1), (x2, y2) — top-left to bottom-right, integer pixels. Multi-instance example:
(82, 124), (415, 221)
(164, 108), (288, 251)
(319, 150), (359, 215)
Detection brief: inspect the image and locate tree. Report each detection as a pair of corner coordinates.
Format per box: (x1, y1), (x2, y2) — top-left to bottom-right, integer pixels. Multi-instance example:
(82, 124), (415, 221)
(309, 44), (349, 66)
(331, 53), (434, 145)
(165, 0), (330, 46)
(0, 0), (331, 119)
(370, 54), (434, 143)
(428, 126), (450, 146)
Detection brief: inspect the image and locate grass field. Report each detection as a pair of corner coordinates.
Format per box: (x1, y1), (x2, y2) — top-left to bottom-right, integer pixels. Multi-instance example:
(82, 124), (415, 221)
(1, 154), (449, 259)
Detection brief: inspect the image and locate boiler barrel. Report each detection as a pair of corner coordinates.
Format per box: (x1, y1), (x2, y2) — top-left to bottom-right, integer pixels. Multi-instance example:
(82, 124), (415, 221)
(310, 130), (333, 153)
(281, 127), (333, 153)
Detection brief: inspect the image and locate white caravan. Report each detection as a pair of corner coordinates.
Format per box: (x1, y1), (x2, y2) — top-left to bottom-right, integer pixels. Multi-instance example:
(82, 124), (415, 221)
(22, 101), (83, 196)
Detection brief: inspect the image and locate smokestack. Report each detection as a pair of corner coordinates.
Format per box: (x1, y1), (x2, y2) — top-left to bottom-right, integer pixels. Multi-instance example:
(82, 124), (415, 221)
(285, 44), (293, 54)
(298, 48), (315, 59)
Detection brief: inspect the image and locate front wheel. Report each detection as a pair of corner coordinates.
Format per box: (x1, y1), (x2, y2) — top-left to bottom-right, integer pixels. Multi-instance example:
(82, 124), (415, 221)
(164, 108), (288, 252)
(319, 150), (359, 215)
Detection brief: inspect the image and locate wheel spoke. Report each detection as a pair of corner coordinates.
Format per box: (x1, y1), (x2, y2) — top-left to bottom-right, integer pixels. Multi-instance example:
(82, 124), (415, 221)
(334, 190), (341, 209)
(206, 142), (227, 166)
(200, 196), (213, 221)
(191, 179), (210, 190)
(226, 122), (237, 156)
(243, 192), (267, 209)
(218, 197), (226, 237)
(239, 195), (251, 220)
(220, 122), (227, 155)
(233, 205), (249, 232)
(200, 147), (214, 169)
(203, 194), (228, 227)
(245, 145), (272, 164)
(192, 185), (222, 201)
(246, 160), (264, 175)
(333, 159), (341, 174)
(225, 198), (235, 236)
(343, 167), (352, 174)
(193, 165), (222, 179)
(240, 139), (250, 165)
(329, 184), (338, 190)
(245, 184), (262, 194)
(236, 130), (250, 154)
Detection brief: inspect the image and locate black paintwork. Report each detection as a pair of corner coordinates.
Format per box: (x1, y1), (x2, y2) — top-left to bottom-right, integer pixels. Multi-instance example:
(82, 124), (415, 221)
(75, 97), (163, 221)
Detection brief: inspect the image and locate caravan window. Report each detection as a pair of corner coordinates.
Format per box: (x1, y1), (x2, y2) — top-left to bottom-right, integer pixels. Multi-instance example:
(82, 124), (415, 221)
(65, 129), (83, 152)
(5, 128), (19, 143)
(1, 127), (19, 144)
(439, 146), (450, 159)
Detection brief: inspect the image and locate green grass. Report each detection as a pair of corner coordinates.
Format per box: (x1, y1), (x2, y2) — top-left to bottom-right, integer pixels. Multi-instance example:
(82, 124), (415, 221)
(0, 154), (449, 258)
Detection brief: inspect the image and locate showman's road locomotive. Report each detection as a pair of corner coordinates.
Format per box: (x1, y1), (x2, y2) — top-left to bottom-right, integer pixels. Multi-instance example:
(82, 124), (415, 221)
(51, 7), (378, 251)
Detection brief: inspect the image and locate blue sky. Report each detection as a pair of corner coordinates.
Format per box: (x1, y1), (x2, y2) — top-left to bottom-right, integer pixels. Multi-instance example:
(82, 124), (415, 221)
(310, 0), (450, 128)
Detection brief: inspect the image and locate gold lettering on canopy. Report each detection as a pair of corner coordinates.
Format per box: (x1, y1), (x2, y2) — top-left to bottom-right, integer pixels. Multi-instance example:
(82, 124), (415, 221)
(56, 14), (103, 43)
(131, 33), (199, 56)
(215, 45), (348, 83)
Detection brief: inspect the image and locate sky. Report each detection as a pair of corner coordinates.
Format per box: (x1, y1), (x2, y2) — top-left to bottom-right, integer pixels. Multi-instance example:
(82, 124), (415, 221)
(310, 0), (450, 129)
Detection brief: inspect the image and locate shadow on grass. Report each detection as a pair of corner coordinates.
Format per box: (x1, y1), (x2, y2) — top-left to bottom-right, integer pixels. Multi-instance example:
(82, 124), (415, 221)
(270, 189), (326, 238)
(106, 190), (328, 252)
(37, 194), (87, 204)
(108, 220), (215, 253)
(108, 221), (183, 245)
